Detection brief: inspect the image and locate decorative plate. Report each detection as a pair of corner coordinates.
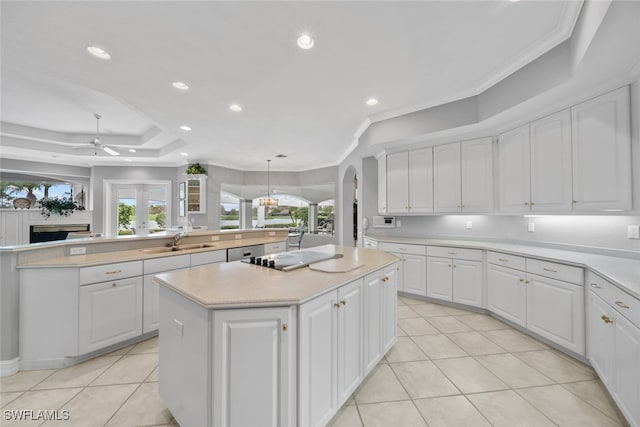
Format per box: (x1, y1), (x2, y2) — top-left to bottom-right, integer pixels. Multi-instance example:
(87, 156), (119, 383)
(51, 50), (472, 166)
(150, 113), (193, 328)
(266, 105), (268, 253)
(13, 197), (32, 209)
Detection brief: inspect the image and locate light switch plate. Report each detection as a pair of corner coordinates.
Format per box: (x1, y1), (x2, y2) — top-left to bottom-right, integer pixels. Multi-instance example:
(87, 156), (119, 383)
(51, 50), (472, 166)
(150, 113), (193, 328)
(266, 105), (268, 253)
(70, 247), (86, 255)
(396, 220), (402, 227)
(628, 225), (640, 239)
(527, 222), (535, 233)
(235, 234), (242, 239)
(210, 235), (219, 241)
(465, 221), (473, 230)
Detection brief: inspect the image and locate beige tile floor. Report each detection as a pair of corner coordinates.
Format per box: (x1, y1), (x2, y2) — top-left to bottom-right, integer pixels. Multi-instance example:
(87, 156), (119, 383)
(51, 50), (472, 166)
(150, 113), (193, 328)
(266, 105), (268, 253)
(0, 297), (629, 426)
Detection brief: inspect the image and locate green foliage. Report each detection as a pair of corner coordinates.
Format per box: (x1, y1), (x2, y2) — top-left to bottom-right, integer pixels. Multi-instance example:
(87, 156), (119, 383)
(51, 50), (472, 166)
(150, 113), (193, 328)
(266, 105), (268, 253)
(186, 163), (207, 175)
(154, 211), (166, 227)
(291, 207), (308, 226)
(40, 197), (85, 218)
(118, 203), (135, 230)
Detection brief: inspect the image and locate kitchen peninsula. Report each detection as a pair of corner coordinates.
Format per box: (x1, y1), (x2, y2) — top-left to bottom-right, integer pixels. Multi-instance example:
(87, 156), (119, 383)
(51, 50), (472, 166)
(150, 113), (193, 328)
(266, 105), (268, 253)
(154, 245), (399, 427)
(2, 228), (289, 375)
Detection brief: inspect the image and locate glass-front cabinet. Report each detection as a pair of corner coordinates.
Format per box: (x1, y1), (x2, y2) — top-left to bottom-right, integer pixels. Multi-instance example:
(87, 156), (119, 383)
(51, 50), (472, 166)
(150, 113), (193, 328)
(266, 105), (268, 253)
(187, 175), (206, 214)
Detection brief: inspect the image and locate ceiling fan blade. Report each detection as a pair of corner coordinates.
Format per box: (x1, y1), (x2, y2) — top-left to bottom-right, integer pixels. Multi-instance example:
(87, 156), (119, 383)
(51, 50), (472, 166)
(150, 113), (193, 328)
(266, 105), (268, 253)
(102, 146), (120, 156)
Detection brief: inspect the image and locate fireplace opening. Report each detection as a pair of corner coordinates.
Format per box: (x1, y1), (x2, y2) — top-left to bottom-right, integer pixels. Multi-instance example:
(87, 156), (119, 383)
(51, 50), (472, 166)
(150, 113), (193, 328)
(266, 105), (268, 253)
(30, 224), (90, 243)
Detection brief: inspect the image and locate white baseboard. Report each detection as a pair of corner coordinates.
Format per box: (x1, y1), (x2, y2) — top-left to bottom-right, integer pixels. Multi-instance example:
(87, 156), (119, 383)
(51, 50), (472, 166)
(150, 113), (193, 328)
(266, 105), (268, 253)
(0, 357), (19, 377)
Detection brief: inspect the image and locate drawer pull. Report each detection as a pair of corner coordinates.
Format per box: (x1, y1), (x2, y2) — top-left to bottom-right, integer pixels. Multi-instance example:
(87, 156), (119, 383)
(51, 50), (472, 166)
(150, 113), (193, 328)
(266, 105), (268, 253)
(334, 303), (341, 308)
(112, 283), (116, 287)
(381, 276), (389, 282)
(615, 301), (630, 309)
(519, 279), (524, 282)
(543, 268), (557, 273)
(498, 258), (509, 262)
(282, 323), (288, 331)
(590, 283), (601, 289)
(601, 315), (613, 324)
(106, 269), (122, 275)
(398, 247), (407, 251)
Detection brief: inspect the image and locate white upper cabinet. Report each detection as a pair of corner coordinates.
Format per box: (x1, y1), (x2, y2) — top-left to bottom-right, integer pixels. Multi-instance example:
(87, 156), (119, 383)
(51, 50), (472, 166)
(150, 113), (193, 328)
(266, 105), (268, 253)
(530, 109), (573, 212)
(571, 87), (632, 211)
(498, 124), (531, 212)
(461, 137), (493, 212)
(377, 154), (388, 214)
(408, 147), (434, 213)
(433, 143), (461, 212)
(386, 151), (409, 213)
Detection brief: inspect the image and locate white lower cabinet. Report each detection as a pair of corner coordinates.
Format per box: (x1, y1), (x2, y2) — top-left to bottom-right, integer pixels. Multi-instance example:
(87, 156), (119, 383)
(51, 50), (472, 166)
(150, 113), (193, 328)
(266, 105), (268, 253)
(586, 272), (640, 427)
(426, 247), (483, 308)
(526, 273), (584, 355)
(299, 279), (364, 427)
(487, 264), (527, 327)
(364, 265), (397, 375)
(213, 307), (295, 427)
(79, 276), (143, 354)
(379, 243), (426, 297)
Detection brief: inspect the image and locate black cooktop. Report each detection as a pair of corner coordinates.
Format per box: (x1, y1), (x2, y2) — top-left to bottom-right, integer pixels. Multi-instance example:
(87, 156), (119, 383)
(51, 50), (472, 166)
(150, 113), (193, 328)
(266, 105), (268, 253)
(241, 249), (343, 271)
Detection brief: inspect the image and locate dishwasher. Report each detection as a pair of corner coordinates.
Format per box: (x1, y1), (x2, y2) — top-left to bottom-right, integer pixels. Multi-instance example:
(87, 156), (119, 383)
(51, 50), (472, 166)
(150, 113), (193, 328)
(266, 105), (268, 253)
(227, 244), (265, 262)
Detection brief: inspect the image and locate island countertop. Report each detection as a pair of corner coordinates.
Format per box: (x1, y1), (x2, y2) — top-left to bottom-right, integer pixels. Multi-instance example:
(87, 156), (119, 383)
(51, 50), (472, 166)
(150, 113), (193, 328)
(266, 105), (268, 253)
(154, 245), (399, 308)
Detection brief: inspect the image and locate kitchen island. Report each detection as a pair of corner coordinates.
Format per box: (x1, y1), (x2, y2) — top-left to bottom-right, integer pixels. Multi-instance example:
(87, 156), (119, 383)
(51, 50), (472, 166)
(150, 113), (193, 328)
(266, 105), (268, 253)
(154, 245), (399, 427)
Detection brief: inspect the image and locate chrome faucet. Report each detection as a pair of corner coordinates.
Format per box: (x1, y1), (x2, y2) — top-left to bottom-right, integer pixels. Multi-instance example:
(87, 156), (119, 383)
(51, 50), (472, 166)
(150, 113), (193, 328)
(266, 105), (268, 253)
(173, 231), (188, 247)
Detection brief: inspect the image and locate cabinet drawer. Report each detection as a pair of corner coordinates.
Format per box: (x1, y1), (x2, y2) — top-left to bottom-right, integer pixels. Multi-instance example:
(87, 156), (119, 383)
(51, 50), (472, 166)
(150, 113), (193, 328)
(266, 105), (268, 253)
(144, 254), (190, 275)
(190, 250), (227, 267)
(264, 242), (287, 255)
(80, 261), (143, 285)
(586, 271), (611, 301)
(610, 285), (640, 328)
(487, 251), (526, 270)
(526, 258), (583, 285)
(379, 242), (426, 256)
(427, 246), (482, 261)
(363, 237), (378, 249)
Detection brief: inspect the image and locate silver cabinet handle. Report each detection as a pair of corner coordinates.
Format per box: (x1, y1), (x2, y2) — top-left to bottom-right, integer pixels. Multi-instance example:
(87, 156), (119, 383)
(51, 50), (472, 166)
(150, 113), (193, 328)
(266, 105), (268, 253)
(106, 269), (122, 275)
(543, 268), (557, 273)
(498, 258), (509, 262)
(590, 283), (601, 289)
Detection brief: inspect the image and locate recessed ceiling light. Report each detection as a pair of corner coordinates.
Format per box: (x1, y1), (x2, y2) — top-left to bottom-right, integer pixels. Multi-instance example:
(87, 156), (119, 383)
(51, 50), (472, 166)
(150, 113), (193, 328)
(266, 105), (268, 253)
(180, 125), (192, 131)
(124, 158), (132, 162)
(229, 104), (242, 112)
(129, 148), (136, 153)
(180, 152), (188, 156)
(87, 46), (111, 60)
(172, 81), (189, 90)
(366, 98), (379, 106)
(297, 33), (315, 50)
(509, 0), (521, 2)
(275, 154), (287, 158)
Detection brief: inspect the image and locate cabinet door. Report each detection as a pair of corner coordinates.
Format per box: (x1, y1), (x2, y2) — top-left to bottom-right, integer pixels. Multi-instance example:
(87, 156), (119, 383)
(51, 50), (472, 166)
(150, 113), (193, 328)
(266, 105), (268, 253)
(408, 147), (433, 212)
(377, 154), (388, 214)
(1, 211), (23, 246)
(143, 275), (160, 333)
(386, 152), (409, 213)
(364, 273), (383, 374)
(403, 254), (427, 296)
(337, 279), (364, 406)
(526, 273), (585, 355)
(498, 125), (531, 212)
(613, 313), (640, 427)
(452, 259), (483, 308)
(79, 276), (143, 354)
(587, 291), (614, 387)
(487, 264), (526, 327)
(433, 143), (462, 212)
(382, 265), (398, 354)
(461, 137), (493, 212)
(572, 87), (632, 211)
(530, 109), (573, 212)
(187, 176), (206, 213)
(426, 257), (452, 301)
(213, 307), (295, 427)
(392, 253), (405, 293)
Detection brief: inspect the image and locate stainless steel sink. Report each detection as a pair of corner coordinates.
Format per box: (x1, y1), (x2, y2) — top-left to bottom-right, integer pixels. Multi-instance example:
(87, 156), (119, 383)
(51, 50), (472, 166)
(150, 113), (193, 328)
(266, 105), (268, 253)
(141, 243), (217, 254)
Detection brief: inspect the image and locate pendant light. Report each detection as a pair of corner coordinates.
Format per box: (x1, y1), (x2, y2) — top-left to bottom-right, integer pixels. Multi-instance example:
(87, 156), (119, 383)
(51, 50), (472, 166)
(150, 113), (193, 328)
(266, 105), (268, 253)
(259, 160), (278, 207)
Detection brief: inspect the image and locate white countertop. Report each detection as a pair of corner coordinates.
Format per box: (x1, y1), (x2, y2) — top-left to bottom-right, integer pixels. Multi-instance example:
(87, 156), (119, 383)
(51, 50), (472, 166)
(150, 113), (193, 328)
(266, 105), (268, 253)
(367, 236), (640, 299)
(154, 245), (399, 308)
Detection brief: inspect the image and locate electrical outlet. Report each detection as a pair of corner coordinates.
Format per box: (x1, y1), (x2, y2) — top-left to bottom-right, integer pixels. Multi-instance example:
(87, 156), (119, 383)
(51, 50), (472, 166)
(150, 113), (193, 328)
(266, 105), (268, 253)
(70, 247), (86, 255)
(465, 221), (473, 230)
(235, 234), (242, 239)
(396, 220), (402, 227)
(269, 231), (276, 236)
(528, 222), (535, 233)
(210, 235), (219, 241)
(628, 225), (640, 239)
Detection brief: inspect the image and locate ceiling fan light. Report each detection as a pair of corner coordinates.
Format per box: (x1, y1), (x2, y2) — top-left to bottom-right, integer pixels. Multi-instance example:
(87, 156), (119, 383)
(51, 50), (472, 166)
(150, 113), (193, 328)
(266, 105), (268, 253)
(129, 148), (136, 153)
(103, 146), (120, 156)
(87, 46), (111, 60)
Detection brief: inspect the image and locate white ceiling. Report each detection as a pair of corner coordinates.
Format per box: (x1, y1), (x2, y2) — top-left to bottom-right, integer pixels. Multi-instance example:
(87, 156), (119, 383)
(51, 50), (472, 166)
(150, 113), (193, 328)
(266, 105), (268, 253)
(0, 1), (582, 171)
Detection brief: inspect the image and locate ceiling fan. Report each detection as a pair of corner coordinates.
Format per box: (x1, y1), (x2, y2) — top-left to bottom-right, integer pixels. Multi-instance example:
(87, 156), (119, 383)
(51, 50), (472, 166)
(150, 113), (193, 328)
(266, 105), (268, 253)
(85, 113), (120, 156)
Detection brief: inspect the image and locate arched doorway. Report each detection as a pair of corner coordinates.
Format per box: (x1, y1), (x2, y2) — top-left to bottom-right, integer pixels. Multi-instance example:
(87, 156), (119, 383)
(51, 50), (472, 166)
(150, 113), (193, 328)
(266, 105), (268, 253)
(342, 166), (358, 247)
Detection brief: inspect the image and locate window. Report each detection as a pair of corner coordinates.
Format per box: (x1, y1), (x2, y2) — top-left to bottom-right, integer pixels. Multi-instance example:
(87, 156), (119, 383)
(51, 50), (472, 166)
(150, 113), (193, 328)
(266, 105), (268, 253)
(221, 192), (240, 229)
(318, 199), (335, 234)
(1, 181), (80, 209)
(252, 195), (308, 229)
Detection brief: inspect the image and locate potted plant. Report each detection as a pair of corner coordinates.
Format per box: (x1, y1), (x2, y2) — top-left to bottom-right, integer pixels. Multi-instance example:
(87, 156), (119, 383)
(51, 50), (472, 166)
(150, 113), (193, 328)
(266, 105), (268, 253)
(186, 163), (207, 175)
(41, 197), (85, 218)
